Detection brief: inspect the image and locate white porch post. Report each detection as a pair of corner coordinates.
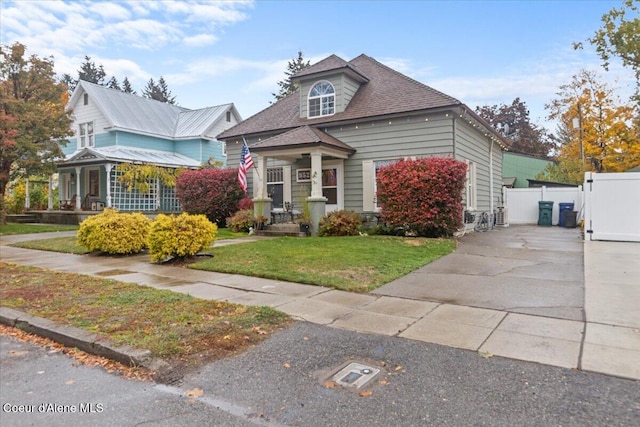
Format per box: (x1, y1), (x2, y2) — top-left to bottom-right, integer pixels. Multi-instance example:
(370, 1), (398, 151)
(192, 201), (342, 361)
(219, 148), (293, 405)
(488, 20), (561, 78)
(310, 151), (323, 198)
(256, 155), (267, 199)
(307, 150), (327, 236)
(253, 154), (272, 223)
(105, 163), (112, 208)
(48, 174), (53, 210)
(75, 166), (82, 210)
(24, 178), (30, 209)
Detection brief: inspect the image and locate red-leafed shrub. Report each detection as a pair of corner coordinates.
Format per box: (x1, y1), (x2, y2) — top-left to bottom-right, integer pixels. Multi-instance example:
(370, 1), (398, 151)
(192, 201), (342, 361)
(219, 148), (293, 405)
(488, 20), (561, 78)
(238, 197), (254, 210)
(318, 210), (362, 236)
(376, 157), (467, 237)
(176, 168), (245, 226)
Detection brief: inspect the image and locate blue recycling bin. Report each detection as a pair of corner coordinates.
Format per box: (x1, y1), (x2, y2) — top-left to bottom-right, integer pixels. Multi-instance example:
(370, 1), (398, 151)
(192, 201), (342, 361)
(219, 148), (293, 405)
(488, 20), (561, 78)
(558, 202), (575, 227)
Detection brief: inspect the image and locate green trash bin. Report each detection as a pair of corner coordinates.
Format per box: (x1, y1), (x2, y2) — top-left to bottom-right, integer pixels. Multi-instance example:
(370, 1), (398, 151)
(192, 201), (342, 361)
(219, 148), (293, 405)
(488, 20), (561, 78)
(538, 201), (553, 226)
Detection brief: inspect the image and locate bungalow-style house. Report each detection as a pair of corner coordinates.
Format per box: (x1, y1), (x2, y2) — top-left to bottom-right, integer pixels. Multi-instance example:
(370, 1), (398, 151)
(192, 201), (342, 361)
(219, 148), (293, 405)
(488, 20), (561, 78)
(218, 54), (509, 234)
(57, 81), (240, 213)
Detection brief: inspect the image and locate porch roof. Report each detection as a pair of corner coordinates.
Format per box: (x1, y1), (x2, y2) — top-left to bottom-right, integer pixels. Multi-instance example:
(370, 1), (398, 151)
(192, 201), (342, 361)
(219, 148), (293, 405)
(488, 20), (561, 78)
(59, 146), (201, 168)
(250, 126), (356, 155)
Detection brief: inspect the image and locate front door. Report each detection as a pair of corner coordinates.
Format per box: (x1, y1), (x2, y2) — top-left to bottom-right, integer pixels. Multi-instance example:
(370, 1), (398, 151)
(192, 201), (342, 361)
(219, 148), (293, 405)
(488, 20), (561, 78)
(322, 160), (343, 212)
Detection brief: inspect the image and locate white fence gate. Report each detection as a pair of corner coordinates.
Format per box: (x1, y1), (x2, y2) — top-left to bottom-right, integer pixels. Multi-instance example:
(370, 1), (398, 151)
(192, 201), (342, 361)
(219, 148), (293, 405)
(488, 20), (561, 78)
(583, 172), (640, 242)
(504, 186), (583, 225)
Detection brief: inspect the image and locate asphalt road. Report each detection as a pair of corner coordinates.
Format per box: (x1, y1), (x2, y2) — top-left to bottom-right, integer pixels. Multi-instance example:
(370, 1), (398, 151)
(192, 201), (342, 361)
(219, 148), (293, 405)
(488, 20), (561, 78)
(2, 322), (638, 427)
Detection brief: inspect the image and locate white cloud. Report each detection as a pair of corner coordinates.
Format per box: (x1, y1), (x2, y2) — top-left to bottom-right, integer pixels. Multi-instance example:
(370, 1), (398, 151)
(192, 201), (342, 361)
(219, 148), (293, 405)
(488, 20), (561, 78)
(183, 33), (218, 47)
(93, 2), (132, 20)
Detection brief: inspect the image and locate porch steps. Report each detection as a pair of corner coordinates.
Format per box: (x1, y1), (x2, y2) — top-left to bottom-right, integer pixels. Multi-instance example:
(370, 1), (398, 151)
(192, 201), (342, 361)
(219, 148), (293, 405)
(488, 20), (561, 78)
(6, 214), (39, 224)
(253, 223), (308, 238)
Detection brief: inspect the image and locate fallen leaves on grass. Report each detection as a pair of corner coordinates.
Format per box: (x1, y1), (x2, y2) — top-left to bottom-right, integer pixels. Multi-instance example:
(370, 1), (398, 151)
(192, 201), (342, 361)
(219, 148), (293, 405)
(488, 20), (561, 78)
(0, 325), (154, 382)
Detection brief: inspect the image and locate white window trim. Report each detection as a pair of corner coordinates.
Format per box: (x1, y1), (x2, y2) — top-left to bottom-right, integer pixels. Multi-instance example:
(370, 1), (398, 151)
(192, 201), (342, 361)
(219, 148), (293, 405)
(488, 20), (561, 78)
(308, 80), (335, 118)
(78, 121), (94, 149)
(465, 160), (477, 210)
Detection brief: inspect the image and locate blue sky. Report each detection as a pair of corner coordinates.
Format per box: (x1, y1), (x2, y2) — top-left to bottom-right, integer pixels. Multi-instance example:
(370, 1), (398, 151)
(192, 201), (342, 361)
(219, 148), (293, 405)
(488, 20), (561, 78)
(1, 0), (635, 131)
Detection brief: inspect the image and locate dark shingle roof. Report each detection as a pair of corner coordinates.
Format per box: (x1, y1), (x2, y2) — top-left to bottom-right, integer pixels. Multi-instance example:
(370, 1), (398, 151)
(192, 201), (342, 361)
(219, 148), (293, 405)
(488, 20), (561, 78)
(250, 125), (355, 154)
(218, 53), (462, 140)
(292, 54), (369, 82)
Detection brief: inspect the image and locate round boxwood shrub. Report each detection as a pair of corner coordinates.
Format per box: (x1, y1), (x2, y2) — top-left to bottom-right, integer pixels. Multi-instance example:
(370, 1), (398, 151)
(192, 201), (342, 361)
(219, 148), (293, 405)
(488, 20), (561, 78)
(77, 208), (151, 254)
(318, 210), (362, 236)
(147, 212), (218, 262)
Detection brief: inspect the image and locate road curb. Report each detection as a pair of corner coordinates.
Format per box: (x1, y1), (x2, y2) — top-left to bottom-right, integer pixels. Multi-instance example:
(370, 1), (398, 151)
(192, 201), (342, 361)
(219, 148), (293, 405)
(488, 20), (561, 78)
(0, 306), (171, 374)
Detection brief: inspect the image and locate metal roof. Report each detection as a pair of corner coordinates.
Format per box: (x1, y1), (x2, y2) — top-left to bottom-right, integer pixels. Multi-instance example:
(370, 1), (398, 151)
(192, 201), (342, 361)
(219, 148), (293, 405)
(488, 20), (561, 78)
(61, 146), (201, 168)
(71, 81), (233, 140)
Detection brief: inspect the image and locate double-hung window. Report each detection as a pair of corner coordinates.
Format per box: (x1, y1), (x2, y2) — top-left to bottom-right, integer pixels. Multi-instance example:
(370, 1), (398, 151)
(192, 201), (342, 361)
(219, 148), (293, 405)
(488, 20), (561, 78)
(308, 81), (335, 118)
(79, 122), (94, 148)
(465, 161), (477, 210)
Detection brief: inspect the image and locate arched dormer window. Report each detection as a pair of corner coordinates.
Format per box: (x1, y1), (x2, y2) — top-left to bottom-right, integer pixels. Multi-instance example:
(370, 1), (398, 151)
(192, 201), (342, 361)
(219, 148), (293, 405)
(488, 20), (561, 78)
(308, 81), (335, 118)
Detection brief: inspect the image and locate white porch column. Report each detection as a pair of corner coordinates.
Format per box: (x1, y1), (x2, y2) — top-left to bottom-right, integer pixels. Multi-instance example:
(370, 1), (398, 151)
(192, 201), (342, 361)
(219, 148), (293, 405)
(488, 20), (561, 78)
(253, 154), (272, 223)
(256, 155), (267, 199)
(48, 174), (53, 210)
(24, 178), (30, 209)
(75, 166), (82, 210)
(310, 151), (323, 198)
(105, 163), (113, 208)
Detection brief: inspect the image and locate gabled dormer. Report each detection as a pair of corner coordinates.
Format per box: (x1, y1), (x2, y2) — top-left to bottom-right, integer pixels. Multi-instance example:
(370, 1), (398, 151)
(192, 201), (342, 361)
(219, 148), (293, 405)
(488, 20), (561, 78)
(292, 54), (369, 119)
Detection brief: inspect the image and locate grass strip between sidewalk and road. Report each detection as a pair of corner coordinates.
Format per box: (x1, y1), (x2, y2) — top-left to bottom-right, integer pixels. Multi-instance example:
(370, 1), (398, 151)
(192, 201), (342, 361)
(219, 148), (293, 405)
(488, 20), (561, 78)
(0, 262), (290, 369)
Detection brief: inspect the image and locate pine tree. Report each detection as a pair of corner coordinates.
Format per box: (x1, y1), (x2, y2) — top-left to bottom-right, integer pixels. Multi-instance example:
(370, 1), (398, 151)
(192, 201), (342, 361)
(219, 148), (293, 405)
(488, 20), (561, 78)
(78, 56), (106, 85)
(122, 77), (136, 94)
(143, 76), (177, 104)
(107, 76), (120, 90)
(272, 50), (310, 102)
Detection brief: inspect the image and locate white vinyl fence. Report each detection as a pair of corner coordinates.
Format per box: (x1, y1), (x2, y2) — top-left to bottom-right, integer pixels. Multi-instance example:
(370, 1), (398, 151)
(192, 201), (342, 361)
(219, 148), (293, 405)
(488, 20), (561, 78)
(583, 172), (640, 242)
(504, 186), (583, 225)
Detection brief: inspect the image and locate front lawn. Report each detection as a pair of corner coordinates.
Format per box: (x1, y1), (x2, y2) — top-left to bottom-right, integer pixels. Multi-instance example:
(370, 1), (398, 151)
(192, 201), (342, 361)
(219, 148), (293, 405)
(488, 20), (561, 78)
(194, 235), (456, 292)
(9, 227), (248, 254)
(0, 223), (78, 235)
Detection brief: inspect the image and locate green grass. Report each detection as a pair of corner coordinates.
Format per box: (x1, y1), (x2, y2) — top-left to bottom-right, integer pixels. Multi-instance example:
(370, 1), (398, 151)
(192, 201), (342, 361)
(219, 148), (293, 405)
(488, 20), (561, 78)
(12, 236), (89, 254)
(1, 262), (290, 364)
(9, 227), (248, 254)
(0, 223), (78, 235)
(193, 235), (456, 292)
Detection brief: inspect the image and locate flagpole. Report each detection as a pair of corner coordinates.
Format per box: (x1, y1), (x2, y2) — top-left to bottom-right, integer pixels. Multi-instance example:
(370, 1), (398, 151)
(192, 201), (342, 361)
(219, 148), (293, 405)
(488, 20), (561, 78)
(242, 136), (261, 181)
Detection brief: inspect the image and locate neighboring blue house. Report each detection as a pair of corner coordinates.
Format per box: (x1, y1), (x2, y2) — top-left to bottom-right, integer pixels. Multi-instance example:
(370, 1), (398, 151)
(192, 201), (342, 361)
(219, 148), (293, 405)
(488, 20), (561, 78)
(57, 81), (241, 212)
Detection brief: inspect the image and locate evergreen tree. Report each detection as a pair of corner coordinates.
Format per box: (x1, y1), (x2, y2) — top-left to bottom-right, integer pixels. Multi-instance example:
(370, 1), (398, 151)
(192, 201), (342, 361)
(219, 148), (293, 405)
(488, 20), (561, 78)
(143, 76), (176, 104)
(78, 56), (106, 85)
(122, 76), (136, 94)
(106, 76), (120, 90)
(272, 50), (310, 102)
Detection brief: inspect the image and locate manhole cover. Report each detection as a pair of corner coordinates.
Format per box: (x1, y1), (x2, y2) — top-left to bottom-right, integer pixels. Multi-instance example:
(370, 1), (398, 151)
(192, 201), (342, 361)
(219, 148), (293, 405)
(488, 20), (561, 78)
(331, 362), (380, 389)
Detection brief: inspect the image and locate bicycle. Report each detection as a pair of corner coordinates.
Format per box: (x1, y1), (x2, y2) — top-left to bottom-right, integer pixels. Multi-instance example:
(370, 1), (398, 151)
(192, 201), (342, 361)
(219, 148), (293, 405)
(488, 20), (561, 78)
(474, 211), (491, 232)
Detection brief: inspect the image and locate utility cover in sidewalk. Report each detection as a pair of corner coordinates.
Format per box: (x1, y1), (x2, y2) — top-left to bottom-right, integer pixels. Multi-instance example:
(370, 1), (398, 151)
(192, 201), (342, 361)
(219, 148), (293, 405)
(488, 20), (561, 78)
(331, 362), (380, 389)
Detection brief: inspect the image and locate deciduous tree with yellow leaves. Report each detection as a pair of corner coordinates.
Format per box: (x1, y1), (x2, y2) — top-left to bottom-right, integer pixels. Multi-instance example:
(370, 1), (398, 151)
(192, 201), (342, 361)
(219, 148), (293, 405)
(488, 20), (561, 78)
(0, 42), (74, 224)
(540, 70), (640, 184)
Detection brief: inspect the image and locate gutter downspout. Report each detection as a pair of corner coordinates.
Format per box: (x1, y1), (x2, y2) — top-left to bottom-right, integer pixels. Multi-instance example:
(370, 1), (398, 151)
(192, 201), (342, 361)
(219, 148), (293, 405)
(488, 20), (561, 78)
(489, 140), (494, 214)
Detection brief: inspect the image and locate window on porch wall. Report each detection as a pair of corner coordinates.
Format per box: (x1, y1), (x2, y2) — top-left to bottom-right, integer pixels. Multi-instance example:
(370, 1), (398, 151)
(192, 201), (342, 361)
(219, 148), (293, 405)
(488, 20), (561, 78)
(267, 167), (284, 209)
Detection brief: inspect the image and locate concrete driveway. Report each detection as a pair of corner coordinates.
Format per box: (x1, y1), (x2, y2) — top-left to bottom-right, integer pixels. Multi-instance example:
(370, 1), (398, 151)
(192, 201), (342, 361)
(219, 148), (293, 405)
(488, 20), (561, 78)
(373, 225), (584, 321)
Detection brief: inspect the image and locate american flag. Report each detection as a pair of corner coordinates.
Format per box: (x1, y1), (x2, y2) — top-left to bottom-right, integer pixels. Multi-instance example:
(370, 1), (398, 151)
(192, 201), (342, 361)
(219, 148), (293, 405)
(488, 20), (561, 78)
(238, 140), (254, 193)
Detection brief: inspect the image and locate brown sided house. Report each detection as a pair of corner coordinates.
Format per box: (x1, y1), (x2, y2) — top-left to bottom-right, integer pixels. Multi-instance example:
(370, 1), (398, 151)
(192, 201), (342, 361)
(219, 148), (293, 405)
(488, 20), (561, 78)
(218, 53), (509, 234)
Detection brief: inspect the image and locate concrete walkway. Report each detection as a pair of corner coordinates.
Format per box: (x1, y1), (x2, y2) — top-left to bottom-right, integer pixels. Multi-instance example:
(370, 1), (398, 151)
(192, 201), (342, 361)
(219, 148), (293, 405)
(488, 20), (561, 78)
(1, 226), (638, 380)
